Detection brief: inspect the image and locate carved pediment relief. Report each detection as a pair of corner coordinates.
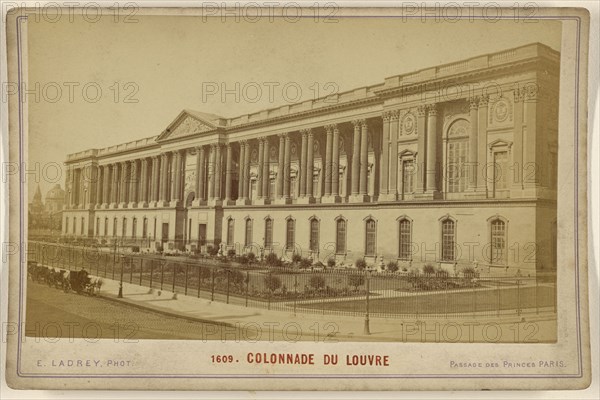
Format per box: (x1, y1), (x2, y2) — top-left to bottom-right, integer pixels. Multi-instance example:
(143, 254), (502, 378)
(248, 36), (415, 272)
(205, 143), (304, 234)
(157, 110), (223, 142)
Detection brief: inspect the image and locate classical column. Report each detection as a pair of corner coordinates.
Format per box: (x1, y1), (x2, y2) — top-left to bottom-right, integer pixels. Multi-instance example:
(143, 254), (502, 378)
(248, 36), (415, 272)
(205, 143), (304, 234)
(262, 138), (270, 200)
(170, 151), (183, 206)
(351, 120), (361, 197)
(111, 164), (119, 207)
(197, 146), (206, 201)
(359, 119), (369, 198)
(237, 142), (245, 200)
(120, 161), (129, 207)
(102, 164), (111, 207)
(416, 106), (427, 193)
(324, 125), (333, 197)
(388, 110), (399, 200)
(151, 155), (160, 206)
(95, 165), (103, 208)
(78, 168), (85, 208)
(468, 98), (479, 191)
(425, 104), (439, 194)
(214, 145), (222, 200)
(331, 125), (340, 199)
(140, 158), (149, 207)
(306, 130), (314, 199)
(225, 143), (233, 202)
(283, 134), (291, 199)
(257, 138), (264, 199)
(477, 95), (489, 194)
(243, 141), (250, 200)
(208, 145), (216, 200)
(129, 160), (138, 207)
(511, 92), (524, 193)
(159, 153), (169, 205)
(276, 135), (285, 199)
(381, 112), (390, 197)
(299, 130), (308, 198)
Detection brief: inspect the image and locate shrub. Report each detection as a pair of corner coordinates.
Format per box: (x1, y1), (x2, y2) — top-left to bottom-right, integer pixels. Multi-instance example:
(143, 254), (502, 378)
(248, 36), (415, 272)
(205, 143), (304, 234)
(265, 252), (281, 267)
(327, 258), (336, 268)
(423, 264), (436, 276)
(386, 261), (399, 272)
(462, 267), (477, 278)
(309, 275), (326, 290)
(227, 249), (236, 258)
(238, 255), (249, 265)
(292, 253), (303, 264)
(264, 274), (282, 292)
(300, 257), (312, 269)
(247, 252), (256, 263)
(355, 259), (367, 270)
(207, 245), (219, 256)
(435, 268), (449, 278)
(347, 274), (365, 290)
(229, 269), (245, 288)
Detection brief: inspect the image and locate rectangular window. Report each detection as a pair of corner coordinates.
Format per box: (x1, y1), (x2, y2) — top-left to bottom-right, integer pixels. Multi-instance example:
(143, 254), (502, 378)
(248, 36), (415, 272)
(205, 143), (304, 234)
(490, 220), (506, 264)
(441, 220), (455, 261)
(365, 219), (376, 256)
(336, 219), (346, 254)
(245, 219), (253, 247)
(81, 218), (85, 235)
(96, 218), (100, 236)
(269, 179), (276, 200)
(72, 218), (76, 234)
(142, 218), (148, 238)
(493, 151), (508, 194)
(264, 219), (273, 249)
(132, 218), (137, 239)
(250, 180), (257, 200)
(104, 218), (108, 237)
(113, 218), (118, 237)
(122, 218), (127, 238)
(448, 141), (469, 193)
(65, 217), (69, 235)
(402, 160), (414, 195)
(227, 219), (234, 246)
(312, 174), (320, 198)
(286, 219), (295, 250)
(398, 220), (412, 260)
(309, 219), (319, 252)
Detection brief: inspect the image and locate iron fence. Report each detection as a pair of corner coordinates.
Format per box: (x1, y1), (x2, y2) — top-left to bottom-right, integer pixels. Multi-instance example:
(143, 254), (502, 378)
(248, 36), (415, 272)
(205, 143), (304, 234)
(28, 241), (557, 319)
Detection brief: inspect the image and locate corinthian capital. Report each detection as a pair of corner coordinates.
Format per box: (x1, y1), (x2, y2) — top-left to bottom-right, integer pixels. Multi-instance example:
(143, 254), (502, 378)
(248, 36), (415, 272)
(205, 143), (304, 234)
(427, 103), (438, 116)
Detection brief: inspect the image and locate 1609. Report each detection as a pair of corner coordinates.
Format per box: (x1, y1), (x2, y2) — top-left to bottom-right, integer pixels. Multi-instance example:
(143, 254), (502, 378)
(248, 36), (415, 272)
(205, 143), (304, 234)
(211, 355), (235, 363)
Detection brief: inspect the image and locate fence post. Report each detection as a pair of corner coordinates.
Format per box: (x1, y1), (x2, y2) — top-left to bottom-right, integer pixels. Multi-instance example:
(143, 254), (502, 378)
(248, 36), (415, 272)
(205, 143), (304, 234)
(245, 271), (250, 307)
(129, 257), (133, 284)
(364, 271), (371, 335)
(172, 263), (176, 293)
(197, 266), (202, 298)
(149, 259), (154, 289)
(104, 253), (107, 278)
(293, 275), (297, 316)
(517, 278), (522, 316)
(160, 261), (165, 290)
(226, 269), (230, 304)
(139, 258), (143, 286)
(536, 277), (539, 315)
(496, 279), (500, 317)
(185, 264), (189, 296)
(267, 272), (272, 311)
(211, 267), (215, 301)
(472, 281), (476, 318)
(444, 279), (448, 319)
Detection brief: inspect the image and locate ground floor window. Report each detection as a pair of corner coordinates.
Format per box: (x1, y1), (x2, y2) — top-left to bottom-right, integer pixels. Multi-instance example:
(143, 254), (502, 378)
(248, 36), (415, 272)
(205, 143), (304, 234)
(264, 218), (273, 249)
(336, 218), (346, 254)
(398, 219), (412, 260)
(365, 218), (376, 256)
(441, 219), (455, 261)
(490, 219), (506, 264)
(227, 218), (234, 246)
(245, 219), (253, 247)
(309, 218), (319, 252)
(286, 218), (295, 250)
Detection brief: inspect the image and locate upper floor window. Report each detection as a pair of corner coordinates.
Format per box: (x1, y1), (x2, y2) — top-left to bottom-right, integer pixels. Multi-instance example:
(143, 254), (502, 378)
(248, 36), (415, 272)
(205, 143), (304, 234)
(113, 218), (118, 237)
(447, 119), (470, 193)
(402, 159), (414, 195)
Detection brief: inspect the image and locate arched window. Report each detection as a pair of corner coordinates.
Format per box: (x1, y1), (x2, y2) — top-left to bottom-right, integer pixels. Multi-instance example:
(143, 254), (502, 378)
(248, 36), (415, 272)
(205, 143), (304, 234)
(286, 219), (295, 250)
(113, 218), (118, 237)
(441, 219), (455, 261)
(95, 217), (100, 236)
(447, 119), (470, 193)
(72, 217), (76, 234)
(245, 219), (253, 247)
(490, 219), (506, 265)
(65, 217), (69, 235)
(336, 218), (347, 254)
(365, 218), (376, 256)
(80, 218), (85, 235)
(264, 218), (273, 249)
(227, 218), (234, 246)
(132, 218), (137, 239)
(398, 219), (412, 260)
(122, 218), (127, 238)
(309, 218), (319, 252)
(104, 218), (108, 237)
(142, 218), (148, 238)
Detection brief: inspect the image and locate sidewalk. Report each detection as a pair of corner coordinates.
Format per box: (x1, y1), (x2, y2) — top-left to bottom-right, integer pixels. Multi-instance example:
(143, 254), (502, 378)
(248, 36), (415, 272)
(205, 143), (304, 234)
(97, 278), (557, 342)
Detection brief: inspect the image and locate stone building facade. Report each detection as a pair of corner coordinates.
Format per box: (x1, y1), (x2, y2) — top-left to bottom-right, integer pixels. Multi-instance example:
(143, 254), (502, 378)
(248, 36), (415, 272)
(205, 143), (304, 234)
(61, 43), (559, 276)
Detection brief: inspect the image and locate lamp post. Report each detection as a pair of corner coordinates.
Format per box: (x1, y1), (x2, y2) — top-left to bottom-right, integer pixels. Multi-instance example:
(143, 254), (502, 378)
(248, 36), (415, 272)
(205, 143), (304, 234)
(118, 255), (125, 298)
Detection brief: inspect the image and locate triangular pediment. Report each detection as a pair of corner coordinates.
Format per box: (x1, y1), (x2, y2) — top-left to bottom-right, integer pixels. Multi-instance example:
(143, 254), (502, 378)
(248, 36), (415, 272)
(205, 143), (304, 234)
(157, 109), (225, 142)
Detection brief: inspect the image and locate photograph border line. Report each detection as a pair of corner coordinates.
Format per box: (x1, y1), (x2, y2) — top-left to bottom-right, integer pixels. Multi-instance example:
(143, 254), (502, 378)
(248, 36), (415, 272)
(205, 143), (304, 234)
(13, 12), (584, 379)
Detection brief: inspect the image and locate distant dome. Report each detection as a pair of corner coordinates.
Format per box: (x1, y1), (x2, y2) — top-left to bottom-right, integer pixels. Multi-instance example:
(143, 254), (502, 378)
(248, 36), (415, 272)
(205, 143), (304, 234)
(46, 184), (65, 200)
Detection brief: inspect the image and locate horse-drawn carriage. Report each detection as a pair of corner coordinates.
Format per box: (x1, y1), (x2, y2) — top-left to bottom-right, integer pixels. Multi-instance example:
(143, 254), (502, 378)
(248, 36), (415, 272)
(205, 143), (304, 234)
(27, 261), (103, 295)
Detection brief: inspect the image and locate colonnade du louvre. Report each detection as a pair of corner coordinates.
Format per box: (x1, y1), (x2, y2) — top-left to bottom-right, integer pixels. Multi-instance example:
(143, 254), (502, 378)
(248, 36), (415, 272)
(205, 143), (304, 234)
(60, 43), (559, 276)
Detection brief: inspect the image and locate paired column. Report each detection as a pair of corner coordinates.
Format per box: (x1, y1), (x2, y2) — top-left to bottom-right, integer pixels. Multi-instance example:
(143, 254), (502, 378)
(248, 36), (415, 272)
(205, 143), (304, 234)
(95, 165), (103, 208)
(380, 113), (390, 197)
(306, 130), (314, 199)
(119, 161), (129, 206)
(468, 98), (479, 191)
(359, 119), (369, 197)
(477, 96), (490, 194)
(261, 138), (270, 200)
(237, 142), (245, 201)
(225, 144), (233, 202)
(331, 125), (340, 198)
(151, 155), (160, 206)
(283, 134), (291, 200)
(214, 145), (222, 201)
(276, 135), (285, 199)
(195, 146), (206, 203)
(299, 130), (308, 198)
(425, 104), (439, 194)
(388, 111), (399, 200)
(129, 160), (138, 207)
(111, 164), (119, 207)
(140, 158), (149, 207)
(324, 125), (333, 197)
(350, 120), (361, 197)
(102, 164), (111, 207)
(208, 145), (216, 200)
(416, 106), (427, 193)
(159, 152), (170, 205)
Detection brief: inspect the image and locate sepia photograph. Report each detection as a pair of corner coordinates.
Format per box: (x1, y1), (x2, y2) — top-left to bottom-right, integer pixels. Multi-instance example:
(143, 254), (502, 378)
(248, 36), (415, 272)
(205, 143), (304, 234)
(2, 3), (594, 393)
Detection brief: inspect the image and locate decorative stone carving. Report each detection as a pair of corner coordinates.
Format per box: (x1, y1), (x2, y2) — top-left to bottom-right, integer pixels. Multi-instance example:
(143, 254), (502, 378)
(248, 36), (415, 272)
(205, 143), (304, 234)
(168, 116), (213, 139)
(401, 112), (416, 135)
(489, 97), (513, 124)
(447, 119), (470, 138)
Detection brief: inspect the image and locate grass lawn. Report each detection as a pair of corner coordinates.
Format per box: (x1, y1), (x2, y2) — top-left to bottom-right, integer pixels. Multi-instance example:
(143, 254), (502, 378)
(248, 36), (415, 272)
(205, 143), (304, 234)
(298, 286), (556, 315)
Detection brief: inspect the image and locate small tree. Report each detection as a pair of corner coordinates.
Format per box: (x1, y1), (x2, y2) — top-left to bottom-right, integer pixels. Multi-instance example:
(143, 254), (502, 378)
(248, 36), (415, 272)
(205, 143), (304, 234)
(327, 258), (336, 268)
(229, 269), (245, 289)
(227, 249), (236, 258)
(423, 264), (436, 276)
(264, 274), (282, 293)
(355, 259), (367, 270)
(386, 261), (399, 273)
(309, 275), (326, 290)
(247, 252), (256, 263)
(292, 253), (303, 264)
(265, 252), (281, 267)
(300, 257), (312, 269)
(347, 274), (365, 291)
(207, 245), (219, 256)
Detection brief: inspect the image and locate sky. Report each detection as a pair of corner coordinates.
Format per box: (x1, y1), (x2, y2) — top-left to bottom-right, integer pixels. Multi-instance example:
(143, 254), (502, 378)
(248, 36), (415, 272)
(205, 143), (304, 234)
(25, 12), (562, 200)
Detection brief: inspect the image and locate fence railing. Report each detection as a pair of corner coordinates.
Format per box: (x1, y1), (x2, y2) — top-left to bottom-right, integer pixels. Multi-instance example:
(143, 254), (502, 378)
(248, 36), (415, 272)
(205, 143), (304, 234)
(27, 241), (557, 319)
